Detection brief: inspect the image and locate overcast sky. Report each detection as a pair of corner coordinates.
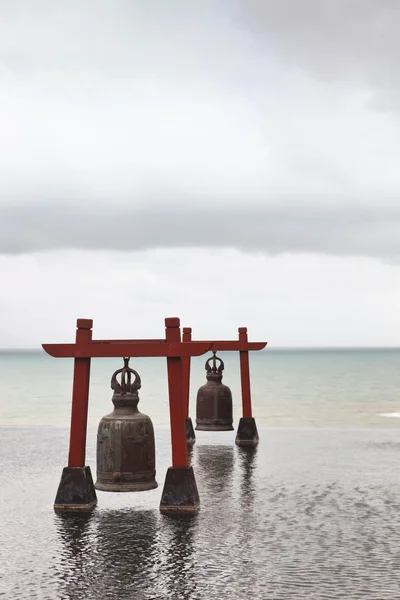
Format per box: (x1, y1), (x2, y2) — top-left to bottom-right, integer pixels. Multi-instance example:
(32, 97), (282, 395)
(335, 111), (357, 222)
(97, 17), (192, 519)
(1, 0), (400, 348)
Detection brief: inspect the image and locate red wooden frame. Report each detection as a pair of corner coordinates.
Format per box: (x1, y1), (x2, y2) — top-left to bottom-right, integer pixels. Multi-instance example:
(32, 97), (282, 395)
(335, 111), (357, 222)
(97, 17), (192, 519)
(42, 317), (212, 470)
(43, 316), (267, 502)
(180, 327), (267, 423)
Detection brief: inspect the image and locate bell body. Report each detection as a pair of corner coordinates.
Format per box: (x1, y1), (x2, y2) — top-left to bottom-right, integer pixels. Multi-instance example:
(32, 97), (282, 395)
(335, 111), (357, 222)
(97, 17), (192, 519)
(196, 376), (234, 431)
(95, 397), (157, 492)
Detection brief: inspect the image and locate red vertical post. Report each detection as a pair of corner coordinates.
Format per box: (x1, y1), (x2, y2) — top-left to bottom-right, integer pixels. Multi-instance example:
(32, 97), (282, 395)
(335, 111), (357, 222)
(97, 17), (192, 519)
(165, 318), (188, 468)
(239, 327), (252, 419)
(182, 327), (192, 418)
(68, 319), (92, 468)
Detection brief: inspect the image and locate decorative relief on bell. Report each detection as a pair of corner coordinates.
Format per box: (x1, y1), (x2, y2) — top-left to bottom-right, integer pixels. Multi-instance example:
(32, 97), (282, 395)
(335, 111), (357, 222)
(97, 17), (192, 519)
(95, 357), (158, 492)
(195, 352), (234, 431)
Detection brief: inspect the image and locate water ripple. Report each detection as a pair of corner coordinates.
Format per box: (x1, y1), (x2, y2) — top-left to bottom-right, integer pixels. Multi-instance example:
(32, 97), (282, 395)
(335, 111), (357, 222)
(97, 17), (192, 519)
(2, 429), (400, 598)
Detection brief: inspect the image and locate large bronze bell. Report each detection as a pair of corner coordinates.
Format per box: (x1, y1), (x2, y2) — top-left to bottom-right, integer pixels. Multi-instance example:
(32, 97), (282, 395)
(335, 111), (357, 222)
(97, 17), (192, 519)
(95, 358), (157, 492)
(195, 352), (233, 431)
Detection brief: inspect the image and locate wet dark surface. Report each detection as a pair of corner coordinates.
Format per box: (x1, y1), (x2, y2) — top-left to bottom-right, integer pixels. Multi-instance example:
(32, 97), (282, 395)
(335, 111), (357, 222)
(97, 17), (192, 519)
(2, 427), (400, 599)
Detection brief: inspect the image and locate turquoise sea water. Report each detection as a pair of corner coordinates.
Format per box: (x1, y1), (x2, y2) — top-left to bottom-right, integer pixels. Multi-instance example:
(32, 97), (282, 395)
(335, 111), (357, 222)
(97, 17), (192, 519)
(2, 348), (400, 599)
(1, 348), (400, 430)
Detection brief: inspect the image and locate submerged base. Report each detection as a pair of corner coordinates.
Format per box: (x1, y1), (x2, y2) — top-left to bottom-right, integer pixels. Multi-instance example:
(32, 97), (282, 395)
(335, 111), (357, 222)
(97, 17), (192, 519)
(235, 417), (259, 447)
(160, 466), (200, 515)
(195, 421), (234, 431)
(95, 478), (158, 492)
(185, 418), (196, 445)
(54, 466), (97, 513)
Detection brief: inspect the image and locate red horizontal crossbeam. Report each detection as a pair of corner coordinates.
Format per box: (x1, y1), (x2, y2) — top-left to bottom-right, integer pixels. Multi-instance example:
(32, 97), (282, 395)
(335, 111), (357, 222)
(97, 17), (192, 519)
(90, 339), (166, 344)
(42, 341), (213, 358)
(203, 341), (267, 352)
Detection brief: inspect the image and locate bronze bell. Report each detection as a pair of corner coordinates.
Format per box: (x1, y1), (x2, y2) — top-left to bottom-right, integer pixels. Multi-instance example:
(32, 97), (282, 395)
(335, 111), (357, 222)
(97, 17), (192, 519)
(95, 358), (157, 492)
(195, 352), (233, 431)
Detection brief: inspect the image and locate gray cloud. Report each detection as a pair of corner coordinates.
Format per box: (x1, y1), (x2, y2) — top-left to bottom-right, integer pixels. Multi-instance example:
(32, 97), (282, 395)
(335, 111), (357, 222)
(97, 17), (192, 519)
(238, 0), (400, 110)
(1, 1), (400, 263)
(1, 201), (400, 259)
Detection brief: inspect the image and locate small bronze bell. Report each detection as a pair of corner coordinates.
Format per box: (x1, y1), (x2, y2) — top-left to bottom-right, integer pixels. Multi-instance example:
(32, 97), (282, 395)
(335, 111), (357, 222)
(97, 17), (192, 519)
(95, 358), (157, 492)
(195, 352), (233, 431)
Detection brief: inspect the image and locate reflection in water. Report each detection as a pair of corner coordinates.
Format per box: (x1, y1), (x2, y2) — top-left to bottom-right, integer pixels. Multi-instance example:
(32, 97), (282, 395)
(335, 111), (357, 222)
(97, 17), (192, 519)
(92, 509), (159, 597)
(158, 516), (197, 600)
(56, 513), (94, 558)
(56, 513), (94, 600)
(56, 509), (159, 600)
(235, 447), (259, 597)
(195, 445), (235, 494)
(238, 446), (258, 507)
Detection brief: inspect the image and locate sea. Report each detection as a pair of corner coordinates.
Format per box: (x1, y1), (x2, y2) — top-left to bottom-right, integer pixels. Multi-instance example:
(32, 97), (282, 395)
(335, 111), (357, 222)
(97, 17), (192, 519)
(1, 348), (400, 599)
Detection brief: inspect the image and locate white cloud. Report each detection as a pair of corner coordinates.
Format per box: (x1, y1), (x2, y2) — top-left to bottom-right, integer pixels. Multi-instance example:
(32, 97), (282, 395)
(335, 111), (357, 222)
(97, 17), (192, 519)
(1, 249), (399, 348)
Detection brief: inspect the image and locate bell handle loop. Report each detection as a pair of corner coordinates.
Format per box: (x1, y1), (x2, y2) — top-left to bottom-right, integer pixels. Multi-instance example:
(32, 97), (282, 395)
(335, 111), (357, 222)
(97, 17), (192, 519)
(111, 357), (141, 394)
(205, 351), (224, 373)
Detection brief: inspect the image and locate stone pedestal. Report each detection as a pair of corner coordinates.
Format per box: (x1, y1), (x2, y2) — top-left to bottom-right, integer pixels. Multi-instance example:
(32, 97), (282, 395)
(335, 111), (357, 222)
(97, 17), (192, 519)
(160, 466), (200, 515)
(235, 417), (259, 447)
(54, 466), (97, 513)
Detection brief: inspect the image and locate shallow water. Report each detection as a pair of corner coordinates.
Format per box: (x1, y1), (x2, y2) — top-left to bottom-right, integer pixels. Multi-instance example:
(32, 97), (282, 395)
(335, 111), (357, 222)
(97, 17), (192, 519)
(2, 427), (400, 599)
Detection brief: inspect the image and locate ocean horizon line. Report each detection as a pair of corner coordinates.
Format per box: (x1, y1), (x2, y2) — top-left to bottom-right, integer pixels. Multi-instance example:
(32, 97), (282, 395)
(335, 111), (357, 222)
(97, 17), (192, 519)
(0, 345), (399, 353)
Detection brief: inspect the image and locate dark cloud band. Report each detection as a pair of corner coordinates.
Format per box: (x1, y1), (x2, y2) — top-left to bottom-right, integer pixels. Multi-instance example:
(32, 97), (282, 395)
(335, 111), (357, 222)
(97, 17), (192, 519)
(1, 202), (399, 259)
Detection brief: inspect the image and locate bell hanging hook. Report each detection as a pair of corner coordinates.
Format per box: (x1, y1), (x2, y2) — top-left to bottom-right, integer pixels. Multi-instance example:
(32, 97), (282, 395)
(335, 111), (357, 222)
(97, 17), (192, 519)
(205, 351), (224, 374)
(111, 357), (141, 395)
